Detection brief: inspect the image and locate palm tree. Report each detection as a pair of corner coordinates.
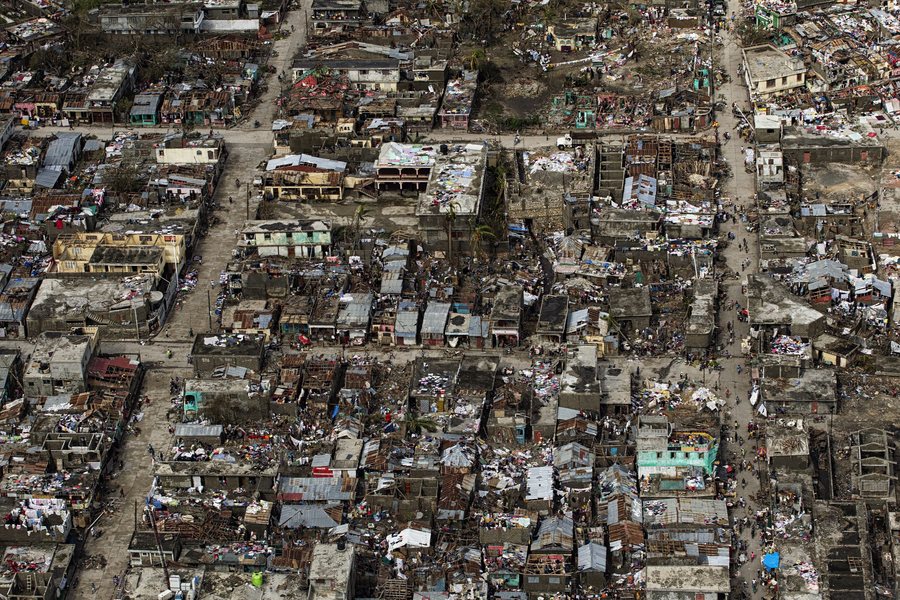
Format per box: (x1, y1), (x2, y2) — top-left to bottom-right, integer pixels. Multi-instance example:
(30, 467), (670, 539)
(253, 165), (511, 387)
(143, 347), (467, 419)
(62, 10), (92, 52)
(423, 0), (444, 21)
(404, 413), (439, 434)
(470, 223), (496, 260)
(331, 225), (349, 244)
(445, 201), (459, 264)
(489, 164), (508, 226)
(542, 5), (557, 25)
(493, 164), (507, 197)
(466, 48), (486, 71)
(351, 203), (371, 255)
(604, 313), (628, 342)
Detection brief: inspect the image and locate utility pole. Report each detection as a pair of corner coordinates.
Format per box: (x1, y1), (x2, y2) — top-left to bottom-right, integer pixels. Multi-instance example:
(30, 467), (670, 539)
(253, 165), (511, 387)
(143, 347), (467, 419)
(145, 505), (170, 583)
(246, 182), (251, 220)
(707, 0), (715, 119)
(173, 240), (180, 288)
(207, 289), (213, 331)
(133, 304), (141, 341)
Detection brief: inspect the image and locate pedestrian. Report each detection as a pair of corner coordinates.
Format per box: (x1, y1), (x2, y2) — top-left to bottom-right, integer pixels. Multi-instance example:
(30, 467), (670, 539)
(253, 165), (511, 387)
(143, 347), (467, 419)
(91, 584), (97, 594)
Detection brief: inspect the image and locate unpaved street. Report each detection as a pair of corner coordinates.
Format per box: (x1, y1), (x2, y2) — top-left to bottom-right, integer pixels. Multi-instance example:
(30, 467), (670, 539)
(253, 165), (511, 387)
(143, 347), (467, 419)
(69, 4), (311, 598)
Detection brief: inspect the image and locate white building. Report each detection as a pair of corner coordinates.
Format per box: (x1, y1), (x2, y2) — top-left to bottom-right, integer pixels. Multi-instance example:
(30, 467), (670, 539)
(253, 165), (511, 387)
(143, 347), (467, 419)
(23, 330), (98, 397)
(309, 543), (355, 600)
(291, 43), (409, 92)
(155, 135), (225, 165)
(742, 45), (806, 99)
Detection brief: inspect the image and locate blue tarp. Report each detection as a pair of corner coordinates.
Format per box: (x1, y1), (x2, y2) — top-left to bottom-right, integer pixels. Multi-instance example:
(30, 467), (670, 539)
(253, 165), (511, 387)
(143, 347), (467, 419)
(763, 552), (780, 570)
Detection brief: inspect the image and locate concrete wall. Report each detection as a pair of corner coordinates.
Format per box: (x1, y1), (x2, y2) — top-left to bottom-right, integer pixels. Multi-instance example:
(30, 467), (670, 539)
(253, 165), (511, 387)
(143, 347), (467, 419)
(782, 144), (884, 166)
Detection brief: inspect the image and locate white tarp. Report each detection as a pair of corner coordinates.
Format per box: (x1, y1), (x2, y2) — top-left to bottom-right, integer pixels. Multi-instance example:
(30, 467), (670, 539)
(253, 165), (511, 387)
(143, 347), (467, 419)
(386, 528), (431, 553)
(200, 19), (259, 32)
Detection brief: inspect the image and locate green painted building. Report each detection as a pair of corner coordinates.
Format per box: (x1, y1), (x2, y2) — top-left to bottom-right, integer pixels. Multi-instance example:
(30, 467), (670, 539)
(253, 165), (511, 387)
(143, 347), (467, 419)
(755, 4), (795, 30)
(636, 415), (719, 481)
(239, 219), (333, 258)
(129, 93), (161, 127)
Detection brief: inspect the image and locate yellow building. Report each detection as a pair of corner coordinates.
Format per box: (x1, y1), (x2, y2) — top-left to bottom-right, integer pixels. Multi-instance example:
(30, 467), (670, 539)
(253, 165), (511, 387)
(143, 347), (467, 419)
(263, 169), (344, 201)
(53, 232), (186, 274)
(263, 155), (347, 201)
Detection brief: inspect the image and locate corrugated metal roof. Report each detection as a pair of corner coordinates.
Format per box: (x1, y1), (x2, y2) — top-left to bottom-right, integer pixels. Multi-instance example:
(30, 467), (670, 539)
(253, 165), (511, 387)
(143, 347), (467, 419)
(337, 293), (373, 327)
(537, 515), (574, 538)
(131, 94), (162, 116)
(0, 200), (31, 216)
(799, 203), (826, 217)
(468, 315), (483, 338)
(35, 167), (63, 189)
(395, 306), (419, 334)
(0, 304), (16, 323)
(311, 454), (331, 467)
(577, 542), (607, 571)
(266, 154), (347, 173)
(608, 521), (645, 548)
(608, 500), (619, 524)
(421, 302), (450, 334)
(532, 515), (574, 551)
(381, 273), (403, 294)
(44, 132), (81, 168)
(382, 246), (409, 260)
(174, 424), (223, 438)
(554, 442), (594, 468)
(440, 443), (475, 467)
(279, 477), (354, 501)
(278, 504), (339, 528)
(643, 497), (728, 527)
(525, 466), (553, 501)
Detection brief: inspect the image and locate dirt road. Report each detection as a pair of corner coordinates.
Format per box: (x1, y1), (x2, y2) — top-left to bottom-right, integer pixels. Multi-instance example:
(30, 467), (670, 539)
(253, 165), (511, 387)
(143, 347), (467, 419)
(714, 4), (769, 596)
(70, 4), (311, 599)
